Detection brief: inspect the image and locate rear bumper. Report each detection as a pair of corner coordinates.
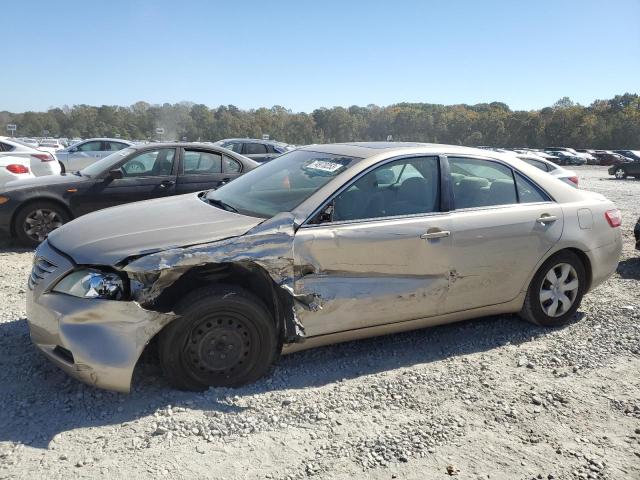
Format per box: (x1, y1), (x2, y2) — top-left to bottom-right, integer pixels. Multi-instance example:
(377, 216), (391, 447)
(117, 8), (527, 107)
(27, 274), (175, 393)
(586, 233), (622, 290)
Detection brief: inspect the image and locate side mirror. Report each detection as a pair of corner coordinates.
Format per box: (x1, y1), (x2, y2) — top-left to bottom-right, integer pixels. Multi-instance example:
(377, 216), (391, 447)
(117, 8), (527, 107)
(108, 169), (123, 180)
(69, 147), (78, 153)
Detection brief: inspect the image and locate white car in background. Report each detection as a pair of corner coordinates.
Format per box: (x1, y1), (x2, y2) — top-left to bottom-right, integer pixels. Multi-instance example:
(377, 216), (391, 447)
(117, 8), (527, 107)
(38, 138), (64, 154)
(0, 137), (61, 177)
(55, 138), (133, 172)
(19, 138), (40, 148)
(0, 155), (34, 187)
(515, 153), (579, 187)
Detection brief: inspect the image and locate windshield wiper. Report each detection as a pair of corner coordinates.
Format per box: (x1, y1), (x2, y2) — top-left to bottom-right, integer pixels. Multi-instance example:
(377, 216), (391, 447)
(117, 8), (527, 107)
(206, 198), (238, 213)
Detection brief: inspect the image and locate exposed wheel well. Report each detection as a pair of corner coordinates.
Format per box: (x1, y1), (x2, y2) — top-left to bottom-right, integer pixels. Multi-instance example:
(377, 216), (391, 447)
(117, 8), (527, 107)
(10, 198), (74, 237)
(135, 262), (288, 375)
(149, 262), (287, 339)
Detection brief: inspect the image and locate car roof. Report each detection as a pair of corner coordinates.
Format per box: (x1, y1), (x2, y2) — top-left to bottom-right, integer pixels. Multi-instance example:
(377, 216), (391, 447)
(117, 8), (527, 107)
(296, 142), (522, 159)
(216, 138), (290, 146)
(76, 138), (133, 143)
(130, 142), (242, 150)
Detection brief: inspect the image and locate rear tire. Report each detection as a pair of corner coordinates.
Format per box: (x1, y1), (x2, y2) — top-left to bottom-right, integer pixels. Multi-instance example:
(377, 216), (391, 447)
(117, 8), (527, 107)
(14, 201), (70, 247)
(158, 285), (279, 391)
(614, 167), (627, 179)
(520, 251), (586, 327)
(58, 161), (66, 174)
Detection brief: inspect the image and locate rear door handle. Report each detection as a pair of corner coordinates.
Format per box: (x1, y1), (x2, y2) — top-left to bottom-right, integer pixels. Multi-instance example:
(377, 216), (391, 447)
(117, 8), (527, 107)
(420, 229), (451, 240)
(536, 214), (558, 224)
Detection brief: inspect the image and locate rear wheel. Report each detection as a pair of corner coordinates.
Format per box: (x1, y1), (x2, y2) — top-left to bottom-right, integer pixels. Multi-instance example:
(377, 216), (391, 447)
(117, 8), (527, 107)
(14, 201), (70, 247)
(520, 251), (586, 327)
(58, 161), (66, 174)
(158, 285), (278, 391)
(614, 167), (627, 179)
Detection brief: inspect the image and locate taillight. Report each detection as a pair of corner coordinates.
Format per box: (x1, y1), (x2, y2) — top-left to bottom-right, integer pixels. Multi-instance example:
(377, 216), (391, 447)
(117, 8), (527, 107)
(31, 153), (54, 162)
(568, 176), (579, 185)
(6, 164), (30, 174)
(605, 209), (622, 228)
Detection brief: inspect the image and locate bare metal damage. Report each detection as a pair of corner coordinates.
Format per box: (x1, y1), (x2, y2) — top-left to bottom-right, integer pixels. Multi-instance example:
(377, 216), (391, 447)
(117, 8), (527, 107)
(123, 212), (309, 342)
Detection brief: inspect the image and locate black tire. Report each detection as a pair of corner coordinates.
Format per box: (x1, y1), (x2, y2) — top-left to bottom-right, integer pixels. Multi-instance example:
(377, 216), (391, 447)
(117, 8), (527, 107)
(613, 167), (627, 180)
(520, 250), (587, 327)
(14, 201), (70, 247)
(58, 161), (66, 174)
(158, 285), (279, 391)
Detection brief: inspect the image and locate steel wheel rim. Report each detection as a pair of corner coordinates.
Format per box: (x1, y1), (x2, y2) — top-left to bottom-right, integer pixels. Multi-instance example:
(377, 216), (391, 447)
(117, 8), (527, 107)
(615, 168), (625, 179)
(185, 313), (252, 382)
(539, 262), (579, 317)
(23, 209), (64, 242)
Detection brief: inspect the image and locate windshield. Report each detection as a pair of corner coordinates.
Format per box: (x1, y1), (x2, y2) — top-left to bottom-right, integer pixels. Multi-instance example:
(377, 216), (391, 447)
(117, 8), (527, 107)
(80, 147), (135, 176)
(205, 149), (360, 218)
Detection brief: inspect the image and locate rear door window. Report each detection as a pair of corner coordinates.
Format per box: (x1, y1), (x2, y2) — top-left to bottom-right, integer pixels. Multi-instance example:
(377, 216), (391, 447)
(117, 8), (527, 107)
(515, 172), (549, 203)
(223, 156), (242, 173)
(78, 141), (104, 152)
(183, 150), (222, 174)
(449, 157), (517, 209)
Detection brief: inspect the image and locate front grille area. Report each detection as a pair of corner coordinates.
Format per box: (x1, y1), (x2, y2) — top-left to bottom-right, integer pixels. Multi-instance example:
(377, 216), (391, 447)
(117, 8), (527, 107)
(28, 256), (58, 290)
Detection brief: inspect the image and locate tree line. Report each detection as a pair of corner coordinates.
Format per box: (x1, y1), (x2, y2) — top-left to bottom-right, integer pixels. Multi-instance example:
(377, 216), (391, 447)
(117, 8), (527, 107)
(1, 93), (639, 148)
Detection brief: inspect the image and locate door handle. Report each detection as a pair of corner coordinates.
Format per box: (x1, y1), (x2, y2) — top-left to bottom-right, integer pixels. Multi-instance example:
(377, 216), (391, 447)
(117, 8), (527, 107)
(220, 177), (232, 185)
(159, 180), (175, 188)
(420, 229), (450, 240)
(536, 214), (558, 224)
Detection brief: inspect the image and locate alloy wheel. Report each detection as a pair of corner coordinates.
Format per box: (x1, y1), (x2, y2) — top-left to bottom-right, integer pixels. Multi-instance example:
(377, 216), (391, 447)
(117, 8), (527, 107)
(539, 262), (579, 317)
(23, 209), (64, 242)
(614, 168), (626, 179)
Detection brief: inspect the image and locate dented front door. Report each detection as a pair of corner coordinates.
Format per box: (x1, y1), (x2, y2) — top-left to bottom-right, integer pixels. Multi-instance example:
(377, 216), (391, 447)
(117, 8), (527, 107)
(292, 214), (452, 337)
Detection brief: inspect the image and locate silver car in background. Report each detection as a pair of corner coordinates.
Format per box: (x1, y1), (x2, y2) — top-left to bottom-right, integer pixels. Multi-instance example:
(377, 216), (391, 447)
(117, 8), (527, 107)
(56, 138), (133, 173)
(26, 142), (622, 392)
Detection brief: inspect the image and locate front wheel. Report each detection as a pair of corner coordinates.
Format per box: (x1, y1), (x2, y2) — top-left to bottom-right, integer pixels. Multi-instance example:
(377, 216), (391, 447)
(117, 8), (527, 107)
(520, 251), (586, 327)
(614, 167), (627, 179)
(14, 201), (70, 247)
(158, 285), (279, 391)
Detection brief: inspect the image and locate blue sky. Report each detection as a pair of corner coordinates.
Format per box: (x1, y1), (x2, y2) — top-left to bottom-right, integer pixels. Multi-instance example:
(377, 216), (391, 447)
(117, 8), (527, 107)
(2, 0), (639, 112)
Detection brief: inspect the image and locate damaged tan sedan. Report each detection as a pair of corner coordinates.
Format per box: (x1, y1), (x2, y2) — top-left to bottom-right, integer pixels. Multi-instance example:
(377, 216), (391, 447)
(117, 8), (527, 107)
(26, 143), (622, 392)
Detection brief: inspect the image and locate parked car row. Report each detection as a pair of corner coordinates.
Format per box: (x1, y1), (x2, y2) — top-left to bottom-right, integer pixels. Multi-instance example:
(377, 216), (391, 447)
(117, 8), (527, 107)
(0, 142), (258, 246)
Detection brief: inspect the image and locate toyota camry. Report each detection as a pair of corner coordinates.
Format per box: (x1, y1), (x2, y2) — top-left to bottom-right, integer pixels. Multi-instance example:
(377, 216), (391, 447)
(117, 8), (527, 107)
(25, 142), (622, 392)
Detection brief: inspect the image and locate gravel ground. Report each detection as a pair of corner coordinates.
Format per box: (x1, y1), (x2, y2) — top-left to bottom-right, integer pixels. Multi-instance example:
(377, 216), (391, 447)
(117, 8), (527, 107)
(0, 166), (639, 480)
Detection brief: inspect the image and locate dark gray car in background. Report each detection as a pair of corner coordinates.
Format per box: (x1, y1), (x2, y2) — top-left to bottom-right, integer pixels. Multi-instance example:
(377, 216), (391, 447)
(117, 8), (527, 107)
(213, 138), (295, 163)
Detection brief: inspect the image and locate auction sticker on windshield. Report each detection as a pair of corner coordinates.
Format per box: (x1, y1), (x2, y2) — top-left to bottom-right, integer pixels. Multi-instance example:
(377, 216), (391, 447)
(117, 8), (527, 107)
(305, 160), (345, 173)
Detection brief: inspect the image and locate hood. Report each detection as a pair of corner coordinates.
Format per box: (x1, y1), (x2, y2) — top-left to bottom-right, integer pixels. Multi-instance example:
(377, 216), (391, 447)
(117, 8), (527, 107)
(47, 193), (264, 265)
(3, 173), (85, 192)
